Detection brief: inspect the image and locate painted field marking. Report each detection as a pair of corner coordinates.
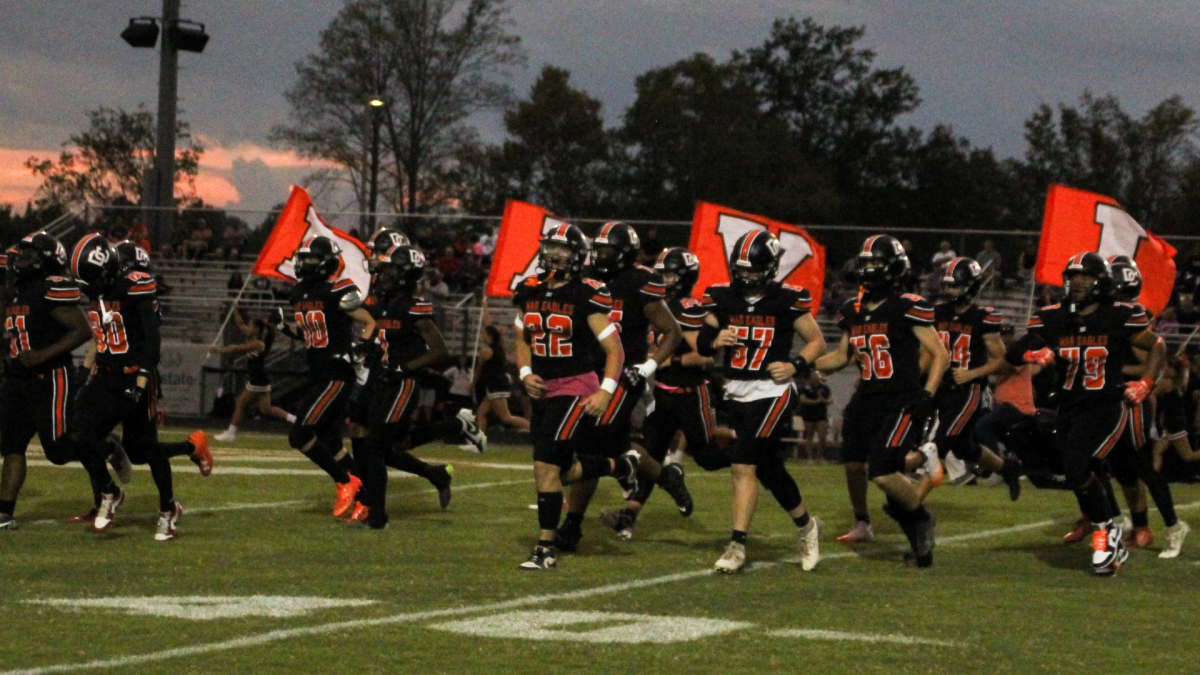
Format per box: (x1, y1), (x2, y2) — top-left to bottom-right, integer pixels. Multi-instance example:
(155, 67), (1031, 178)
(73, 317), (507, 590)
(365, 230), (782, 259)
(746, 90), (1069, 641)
(429, 610), (752, 643)
(766, 628), (963, 647)
(26, 597), (377, 621)
(0, 509), (1110, 675)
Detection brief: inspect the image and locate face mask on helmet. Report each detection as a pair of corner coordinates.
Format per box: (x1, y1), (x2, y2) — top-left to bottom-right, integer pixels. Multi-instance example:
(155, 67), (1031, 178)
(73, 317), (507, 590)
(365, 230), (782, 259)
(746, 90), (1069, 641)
(539, 241), (576, 277)
(1064, 273), (1097, 306)
(295, 253), (326, 280)
(731, 266), (769, 294)
(591, 244), (621, 278)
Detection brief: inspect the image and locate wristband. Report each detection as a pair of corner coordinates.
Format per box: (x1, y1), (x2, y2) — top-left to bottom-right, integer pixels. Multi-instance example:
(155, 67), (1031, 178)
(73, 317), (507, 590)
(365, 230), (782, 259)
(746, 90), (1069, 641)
(597, 324), (617, 340)
(519, 366), (533, 380)
(600, 377), (619, 394)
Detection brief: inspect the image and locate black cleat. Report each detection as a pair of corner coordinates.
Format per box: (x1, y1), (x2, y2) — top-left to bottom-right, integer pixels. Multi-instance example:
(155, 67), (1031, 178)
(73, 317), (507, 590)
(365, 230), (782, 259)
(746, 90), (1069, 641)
(554, 521), (582, 552)
(432, 464), (454, 510)
(614, 451), (640, 499)
(903, 551), (934, 568)
(913, 512), (936, 559)
(519, 545), (557, 570)
(658, 463), (693, 517)
(1001, 455), (1023, 502)
(599, 508), (636, 540)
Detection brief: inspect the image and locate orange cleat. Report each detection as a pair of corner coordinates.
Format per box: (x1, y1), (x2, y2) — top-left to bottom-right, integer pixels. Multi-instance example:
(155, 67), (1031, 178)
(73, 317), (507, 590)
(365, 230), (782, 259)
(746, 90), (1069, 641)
(187, 430), (213, 477)
(347, 502), (369, 523)
(1124, 526), (1154, 548)
(1063, 517), (1089, 544)
(333, 475), (362, 517)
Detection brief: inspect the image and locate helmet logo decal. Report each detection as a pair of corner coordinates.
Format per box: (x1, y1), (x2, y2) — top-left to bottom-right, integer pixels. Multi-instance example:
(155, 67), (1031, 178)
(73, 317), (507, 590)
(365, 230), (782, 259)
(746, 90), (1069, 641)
(86, 247), (109, 266)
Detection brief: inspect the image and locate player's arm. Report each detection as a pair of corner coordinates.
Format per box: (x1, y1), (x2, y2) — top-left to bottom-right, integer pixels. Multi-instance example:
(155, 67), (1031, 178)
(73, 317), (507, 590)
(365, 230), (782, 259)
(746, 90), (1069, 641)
(582, 312), (624, 416)
(676, 330), (714, 368)
(913, 324), (949, 395)
(697, 312), (736, 355)
(767, 313), (826, 384)
(513, 315), (546, 400)
(345, 306), (376, 340)
(274, 308), (303, 340)
(1123, 345), (1149, 378)
(398, 318), (450, 373)
(814, 332), (850, 373)
(953, 332), (1007, 385)
(1124, 330), (1166, 403)
(16, 305), (92, 368)
(644, 300), (682, 367)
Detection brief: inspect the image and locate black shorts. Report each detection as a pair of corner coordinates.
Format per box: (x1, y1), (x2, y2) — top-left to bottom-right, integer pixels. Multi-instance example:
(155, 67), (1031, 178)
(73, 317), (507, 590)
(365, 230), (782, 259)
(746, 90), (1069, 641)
(71, 369), (159, 463)
(935, 383), (985, 439)
(290, 377), (352, 444)
(724, 386), (797, 466)
(841, 391), (923, 478)
(1159, 392), (1188, 441)
(1055, 399), (1127, 486)
(583, 376), (646, 457)
(347, 382), (370, 427)
(530, 395), (595, 469)
(0, 367), (74, 462)
(475, 371), (512, 401)
(368, 377), (420, 443)
(642, 384), (718, 463)
(1124, 397), (1156, 450)
(798, 405), (827, 423)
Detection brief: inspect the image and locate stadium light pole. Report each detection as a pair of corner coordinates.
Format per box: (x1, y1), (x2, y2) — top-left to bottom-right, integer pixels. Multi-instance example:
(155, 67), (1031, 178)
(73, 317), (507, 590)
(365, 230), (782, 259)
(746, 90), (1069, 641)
(368, 98), (384, 233)
(121, 0), (209, 248)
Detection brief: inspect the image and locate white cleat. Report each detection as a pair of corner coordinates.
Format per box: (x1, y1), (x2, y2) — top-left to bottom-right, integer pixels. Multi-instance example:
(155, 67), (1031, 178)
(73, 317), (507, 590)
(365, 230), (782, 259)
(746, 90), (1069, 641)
(714, 541), (746, 574)
(456, 409), (487, 453)
(836, 520), (875, 543)
(799, 516), (822, 571)
(94, 488), (126, 532)
(155, 502), (183, 541)
(1159, 520), (1190, 559)
(213, 430), (236, 443)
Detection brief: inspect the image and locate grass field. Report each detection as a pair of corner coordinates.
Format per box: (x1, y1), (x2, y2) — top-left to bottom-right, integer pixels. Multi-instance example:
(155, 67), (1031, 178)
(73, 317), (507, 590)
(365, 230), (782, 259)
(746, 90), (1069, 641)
(2, 426), (1199, 675)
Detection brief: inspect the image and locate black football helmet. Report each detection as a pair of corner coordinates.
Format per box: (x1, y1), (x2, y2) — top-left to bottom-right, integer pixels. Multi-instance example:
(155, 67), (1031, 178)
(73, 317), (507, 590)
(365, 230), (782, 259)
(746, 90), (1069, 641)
(728, 230), (781, 294)
(653, 247), (700, 298)
(295, 236), (342, 281)
(1107, 254), (1142, 302)
(857, 235), (910, 290)
(591, 222), (640, 281)
(941, 257), (984, 303)
(374, 244), (425, 297)
(367, 228), (410, 253)
(1062, 251), (1111, 311)
(115, 239), (151, 273)
(14, 231), (68, 280)
(70, 233), (120, 292)
(2, 244), (18, 288)
(538, 223), (589, 280)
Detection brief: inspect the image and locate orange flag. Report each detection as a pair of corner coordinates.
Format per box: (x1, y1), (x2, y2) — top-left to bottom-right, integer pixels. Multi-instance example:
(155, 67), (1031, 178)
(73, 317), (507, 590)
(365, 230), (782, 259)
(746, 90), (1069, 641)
(252, 186), (371, 293)
(687, 201), (825, 312)
(485, 200), (571, 298)
(1035, 184), (1176, 315)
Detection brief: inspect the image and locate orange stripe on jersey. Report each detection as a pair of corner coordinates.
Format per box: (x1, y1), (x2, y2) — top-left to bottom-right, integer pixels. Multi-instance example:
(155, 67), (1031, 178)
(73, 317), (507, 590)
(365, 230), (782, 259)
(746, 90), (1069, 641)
(677, 315), (704, 328)
(410, 304), (434, 313)
(907, 308), (934, 320)
(888, 413), (912, 448)
(332, 278), (355, 290)
(47, 289), (81, 299)
(641, 282), (666, 297)
(1094, 409), (1128, 459)
(128, 283), (156, 295)
(591, 294), (612, 307)
(757, 388), (792, 438)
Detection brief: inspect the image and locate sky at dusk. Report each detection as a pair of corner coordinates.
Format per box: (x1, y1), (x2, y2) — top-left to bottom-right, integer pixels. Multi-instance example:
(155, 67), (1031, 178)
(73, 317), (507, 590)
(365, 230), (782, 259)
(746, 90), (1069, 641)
(3, 1), (1200, 216)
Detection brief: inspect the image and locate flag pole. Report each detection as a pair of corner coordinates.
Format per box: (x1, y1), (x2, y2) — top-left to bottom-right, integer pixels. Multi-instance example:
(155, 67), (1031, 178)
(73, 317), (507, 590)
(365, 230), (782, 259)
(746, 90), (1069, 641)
(467, 291), (488, 380)
(1024, 276), (1038, 326)
(1176, 323), (1200, 356)
(206, 273), (255, 361)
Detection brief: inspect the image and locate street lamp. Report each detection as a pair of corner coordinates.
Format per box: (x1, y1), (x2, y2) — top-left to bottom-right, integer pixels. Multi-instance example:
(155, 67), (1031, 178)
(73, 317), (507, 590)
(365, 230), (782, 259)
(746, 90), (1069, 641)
(121, 0), (209, 248)
(368, 98), (384, 232)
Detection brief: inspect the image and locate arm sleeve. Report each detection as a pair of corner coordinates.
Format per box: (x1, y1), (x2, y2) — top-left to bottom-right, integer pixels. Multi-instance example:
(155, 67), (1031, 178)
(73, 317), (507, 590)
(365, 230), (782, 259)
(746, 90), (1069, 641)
(136, 296), (161, 370)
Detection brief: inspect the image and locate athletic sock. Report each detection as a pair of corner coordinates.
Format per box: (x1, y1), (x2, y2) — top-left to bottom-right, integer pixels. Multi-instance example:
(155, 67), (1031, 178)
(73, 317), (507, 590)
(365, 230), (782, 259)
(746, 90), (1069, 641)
(159, 441), (192, 458)
(0, 500), (15, 516)
(577, 456), (611, 482)
(1132, 510), (1150, 528)
(386, 449), (435, 480)
(304, 441), (351, 483)
(793, 512), (811, 529)
(334, 448), (358, 477)
(350, 437), (366, 459)
(563, 511), (584, 528)
(731, 530), (748, 545)
(537, 538), (555, 549)
(1076, 479), (1112, 524)
(855, 514), (871, 524)
(622, 507), (639, 524)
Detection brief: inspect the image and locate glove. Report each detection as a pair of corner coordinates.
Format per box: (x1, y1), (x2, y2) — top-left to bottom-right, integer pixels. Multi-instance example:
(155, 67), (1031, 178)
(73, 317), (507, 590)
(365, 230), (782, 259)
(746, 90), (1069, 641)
(1124, 376), (1154, 404)
(624, 359), (657, 388)
(909, 390), (936, 423)
(1024, 348), (1055, 366)
(791, 356), (811, 380)
(123, 384), (146, 404)
(623, 366), (645, 389)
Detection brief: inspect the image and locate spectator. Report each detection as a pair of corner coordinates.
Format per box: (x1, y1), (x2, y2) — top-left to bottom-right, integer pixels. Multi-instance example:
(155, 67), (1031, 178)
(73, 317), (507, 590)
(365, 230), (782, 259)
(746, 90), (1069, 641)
(1017, 241), (1038, 285)
(931, 240), (956, 272)
(227, 271), (245, 297)
(436, 246), (462, 288)
(478, 227), (496, 259)
(1176, 294), (1200, 325)
(128, 219), (151, 253)
(186, 219), (214, 260)
(638, 226), (661, 266)
(442, 356), (475, 411)
(222, 221), (246, 259)
(976, 239), (1002, 282)
(424, 268), (450, 302)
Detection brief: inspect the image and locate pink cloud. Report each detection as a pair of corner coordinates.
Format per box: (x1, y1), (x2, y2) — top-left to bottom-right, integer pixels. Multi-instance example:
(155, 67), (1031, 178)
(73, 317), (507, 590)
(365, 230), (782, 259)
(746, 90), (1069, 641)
(0, 148), (54, 206)
(196, 139), (336, 172)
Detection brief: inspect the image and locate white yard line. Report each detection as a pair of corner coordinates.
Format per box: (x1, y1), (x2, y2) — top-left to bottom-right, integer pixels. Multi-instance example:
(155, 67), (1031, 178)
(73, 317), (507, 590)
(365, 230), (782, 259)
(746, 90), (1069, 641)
(0, 506), (1126, 675)
(765, 628), (963, 647)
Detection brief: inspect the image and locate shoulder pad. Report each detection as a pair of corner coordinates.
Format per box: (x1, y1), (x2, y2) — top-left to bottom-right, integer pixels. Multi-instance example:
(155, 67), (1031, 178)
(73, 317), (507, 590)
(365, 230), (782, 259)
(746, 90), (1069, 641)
(782, 283), (806, 293)
(582, 278), (606, 290)
(339, 286), (364, 311)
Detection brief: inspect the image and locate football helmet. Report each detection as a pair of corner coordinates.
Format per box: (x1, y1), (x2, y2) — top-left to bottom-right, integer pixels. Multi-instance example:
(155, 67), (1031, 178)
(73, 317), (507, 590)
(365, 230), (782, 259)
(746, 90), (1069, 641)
(295, 236), (342, 281)
(1062, 251), (1111, 310)
(115, 240), (151, 273)
(728, 230), (780, 294)
(70, 233), (121, 292)
(1107, 254), (1142, 302)
(538, 223), (589, 280)
(857, 235), (910, 290)
(591, 222), (640, 281)
(941, 257), (984, 302)
(374, 245), (426, 297)
(14, 231), (68, 279)
(654, 247), (700, 298)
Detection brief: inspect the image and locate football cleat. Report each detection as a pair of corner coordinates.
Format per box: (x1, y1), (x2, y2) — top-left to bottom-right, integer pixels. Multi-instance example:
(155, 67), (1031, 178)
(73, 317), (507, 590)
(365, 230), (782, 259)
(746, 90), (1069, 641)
(0, 513), (17, 530)
(519, 545), (557, 571)
(67, 508), (99, 524)
(1123, 526), (1154, 548)
(911, 512), (936, 567)
(658, 463), (693, 517)
(1001, 454), (1022, 501)
(836, 520), (875, 543)
(1062, 517), (1089, 544)
(614, 450), (640, 499)
(799, 516), (822, 571)
(433, 464), (454, 510)
(599, 509), (636, 541)
(456, 408), (487, 453)
(919, 442), (943, 487)
(187, 430), (213, 477)
(106, 434), (133, 484)
(347, 501), (369, 523)
(155, 501), (183, 541)
(1092, 523), (1127, 575)
(714, 541), (747, 574)
(94, 488), (126, 532)
(554, 520), (582, 552)
(213, 429), (236, 443)
(1159, 520), (1190, 559)
(333, 475), (362, 517)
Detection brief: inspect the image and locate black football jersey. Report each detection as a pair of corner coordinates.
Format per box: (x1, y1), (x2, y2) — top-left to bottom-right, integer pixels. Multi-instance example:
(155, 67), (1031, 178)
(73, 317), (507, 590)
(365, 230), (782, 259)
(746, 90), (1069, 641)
(5, 274), (82, 377)
(361, 293), (385, 371)
(375, 295), (435, 370)
(701, 282), (813, 381)
(1026, 301), (1149, 407)
(654, 297), (709, 387)
(933, 302), (1003, 383)
(290, 277), (360, 379)
(513, 277), (613, 380)
(837, 292), (934, 395)
(587, 265), (667, 366)
(88, 271), (161, 371)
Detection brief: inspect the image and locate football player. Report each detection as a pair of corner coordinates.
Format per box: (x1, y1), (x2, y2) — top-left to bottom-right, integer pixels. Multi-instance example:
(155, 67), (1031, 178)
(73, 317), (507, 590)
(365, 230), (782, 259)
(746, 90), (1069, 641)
(274, 236), (374, 517)
(1006, 252), (1165, 575)
(815, 235), (947, 567)
(513, 223), (639, 570)
(601, 247), (732, 539)
(555, 222), (689, 551)
(696, 230), (825, 573)
(933, 257), (1022, 500)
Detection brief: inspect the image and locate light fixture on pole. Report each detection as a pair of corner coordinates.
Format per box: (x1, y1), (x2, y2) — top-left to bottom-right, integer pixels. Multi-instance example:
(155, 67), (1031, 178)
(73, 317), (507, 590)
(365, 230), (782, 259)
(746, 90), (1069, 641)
(368, 98), (384, 232)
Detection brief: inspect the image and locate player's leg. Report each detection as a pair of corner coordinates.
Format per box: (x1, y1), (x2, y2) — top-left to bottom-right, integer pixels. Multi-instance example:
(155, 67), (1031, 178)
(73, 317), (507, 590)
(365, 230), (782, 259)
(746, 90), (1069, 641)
(1060, 402), (1128, 574)
(522, 396), (575, 569)
(489, 395), (530, 431)
(868, 398), (937, 566)
(288, 379), (354, 482)
(0, 378), (39, 528)
(837, 395), (874, 542)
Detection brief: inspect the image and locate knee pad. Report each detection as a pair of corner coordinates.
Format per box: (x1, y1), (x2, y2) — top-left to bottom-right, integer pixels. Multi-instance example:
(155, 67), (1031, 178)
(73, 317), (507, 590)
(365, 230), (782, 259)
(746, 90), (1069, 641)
(691, 444), (733, 472)
(758, 463), (801, 512)
(288, 425), (315, 450)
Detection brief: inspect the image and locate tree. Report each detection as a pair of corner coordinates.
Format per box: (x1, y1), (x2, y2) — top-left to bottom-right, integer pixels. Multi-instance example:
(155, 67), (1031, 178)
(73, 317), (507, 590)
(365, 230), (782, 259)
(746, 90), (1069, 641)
(24, 105), (203, 209)
(273, 0), (525, 216)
